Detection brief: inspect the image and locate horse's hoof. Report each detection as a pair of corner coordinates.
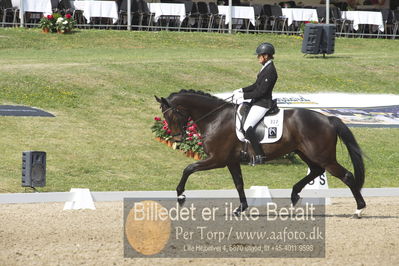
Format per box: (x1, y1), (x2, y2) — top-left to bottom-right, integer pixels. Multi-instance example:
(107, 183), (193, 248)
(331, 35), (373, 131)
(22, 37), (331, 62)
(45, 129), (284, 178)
(233, 207), (242, 216)
(353, 208), (365, 219)
(177, 194), (186, 207)
(233, 204), (247, 216)
(291, 194), (300, 206)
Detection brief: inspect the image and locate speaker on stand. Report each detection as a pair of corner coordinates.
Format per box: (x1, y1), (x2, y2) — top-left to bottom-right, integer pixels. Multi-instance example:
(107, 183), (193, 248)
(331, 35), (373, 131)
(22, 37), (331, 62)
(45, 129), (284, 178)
(302, 24), (336, 57)
(22, 151), (46, 189)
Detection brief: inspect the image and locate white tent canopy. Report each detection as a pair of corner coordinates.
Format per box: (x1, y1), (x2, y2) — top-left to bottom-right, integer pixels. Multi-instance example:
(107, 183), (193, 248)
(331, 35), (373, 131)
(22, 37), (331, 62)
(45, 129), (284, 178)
(16, 0), (390, 31)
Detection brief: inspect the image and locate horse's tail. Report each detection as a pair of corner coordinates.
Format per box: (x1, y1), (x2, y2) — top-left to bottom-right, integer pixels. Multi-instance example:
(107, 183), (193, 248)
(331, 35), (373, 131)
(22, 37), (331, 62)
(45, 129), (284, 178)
(329, 116), (365, 190)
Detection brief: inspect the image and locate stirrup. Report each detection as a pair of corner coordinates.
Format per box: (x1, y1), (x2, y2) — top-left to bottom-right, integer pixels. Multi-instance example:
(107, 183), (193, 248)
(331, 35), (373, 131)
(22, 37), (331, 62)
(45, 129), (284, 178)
(249, 155), (265, 166)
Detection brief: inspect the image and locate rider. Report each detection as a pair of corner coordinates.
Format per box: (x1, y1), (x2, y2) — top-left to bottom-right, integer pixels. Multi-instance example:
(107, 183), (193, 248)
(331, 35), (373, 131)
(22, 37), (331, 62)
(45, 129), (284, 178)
(234, 42), (278, 165)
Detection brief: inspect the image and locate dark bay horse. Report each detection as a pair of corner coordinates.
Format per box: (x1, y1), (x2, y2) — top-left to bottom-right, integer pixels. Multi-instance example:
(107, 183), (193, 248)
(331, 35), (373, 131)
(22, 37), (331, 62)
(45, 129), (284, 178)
(155, 90), (366, 218)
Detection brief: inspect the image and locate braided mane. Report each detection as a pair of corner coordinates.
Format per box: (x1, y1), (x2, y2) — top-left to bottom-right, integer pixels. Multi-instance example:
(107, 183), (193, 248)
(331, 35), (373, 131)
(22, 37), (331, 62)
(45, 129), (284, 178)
(168, 89), (230, 105)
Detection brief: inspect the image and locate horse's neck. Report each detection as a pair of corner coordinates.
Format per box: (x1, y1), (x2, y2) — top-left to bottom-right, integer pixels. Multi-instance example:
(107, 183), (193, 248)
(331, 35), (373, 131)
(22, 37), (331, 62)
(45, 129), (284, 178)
(191, 102), (221, 119)
(175, 96), (220, 116)
(176, 96), (232, 129)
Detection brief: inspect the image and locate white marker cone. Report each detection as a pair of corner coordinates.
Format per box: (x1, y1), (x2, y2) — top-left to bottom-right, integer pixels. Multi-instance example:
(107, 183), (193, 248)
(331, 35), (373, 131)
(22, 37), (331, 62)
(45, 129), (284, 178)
(248, 186), (272, 206)
(63, 188), (96, 210)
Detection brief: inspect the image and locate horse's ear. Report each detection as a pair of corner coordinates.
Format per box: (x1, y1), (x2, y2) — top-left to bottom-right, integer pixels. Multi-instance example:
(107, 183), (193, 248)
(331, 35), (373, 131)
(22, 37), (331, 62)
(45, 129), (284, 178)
(161, 97), (170, 107)
(155, 95), (162, 103)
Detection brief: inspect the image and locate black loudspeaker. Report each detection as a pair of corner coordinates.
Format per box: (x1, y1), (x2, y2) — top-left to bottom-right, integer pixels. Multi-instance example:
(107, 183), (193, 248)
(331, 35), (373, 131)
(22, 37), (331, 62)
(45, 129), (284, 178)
(301, 24), (323, 54)
(22, 151), (46, 188)
(302, 24), (336, 55)
(320, 24), (336, 54)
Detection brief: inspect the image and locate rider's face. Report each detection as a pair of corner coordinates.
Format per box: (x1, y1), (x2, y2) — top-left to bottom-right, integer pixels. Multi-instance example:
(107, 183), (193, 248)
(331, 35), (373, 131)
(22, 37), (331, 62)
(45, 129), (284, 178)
(257, 54), (268, 65)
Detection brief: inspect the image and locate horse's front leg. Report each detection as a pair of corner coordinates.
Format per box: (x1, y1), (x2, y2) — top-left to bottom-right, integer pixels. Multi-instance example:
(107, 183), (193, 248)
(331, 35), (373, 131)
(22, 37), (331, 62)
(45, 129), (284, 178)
(176, 156), (225, 206)
(227, 162), (248, 216)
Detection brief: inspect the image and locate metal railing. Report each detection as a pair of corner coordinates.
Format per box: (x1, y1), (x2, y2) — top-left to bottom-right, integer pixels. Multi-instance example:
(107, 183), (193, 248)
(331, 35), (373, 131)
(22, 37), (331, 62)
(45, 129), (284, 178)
(1, 14), (398, 39)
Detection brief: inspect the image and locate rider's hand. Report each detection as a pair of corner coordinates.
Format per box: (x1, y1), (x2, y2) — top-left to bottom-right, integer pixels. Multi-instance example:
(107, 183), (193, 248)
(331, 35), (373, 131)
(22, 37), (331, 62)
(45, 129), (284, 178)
(233, 89), (243, 104)
(233, 88), (243, 94)
(233, 88), (243, 99)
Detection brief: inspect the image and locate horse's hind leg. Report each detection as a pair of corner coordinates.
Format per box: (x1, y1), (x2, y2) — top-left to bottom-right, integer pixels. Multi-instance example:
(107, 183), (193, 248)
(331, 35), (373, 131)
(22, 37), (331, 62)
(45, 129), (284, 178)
(291, 167), (325, 206)
(291, 152), (325, 206)
(325, 161), (366, 218)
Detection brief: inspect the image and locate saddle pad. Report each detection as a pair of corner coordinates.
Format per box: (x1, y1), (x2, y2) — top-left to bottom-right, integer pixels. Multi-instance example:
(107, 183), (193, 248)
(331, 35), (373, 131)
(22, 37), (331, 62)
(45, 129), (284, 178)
(235, 104), (284, 144)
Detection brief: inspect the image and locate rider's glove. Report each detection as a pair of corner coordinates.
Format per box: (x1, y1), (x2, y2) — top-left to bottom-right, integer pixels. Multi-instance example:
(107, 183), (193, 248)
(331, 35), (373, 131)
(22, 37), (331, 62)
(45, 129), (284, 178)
(233, 88), (243, 100)
(233, 88), (243, 94)
(233, 89), (243, 104)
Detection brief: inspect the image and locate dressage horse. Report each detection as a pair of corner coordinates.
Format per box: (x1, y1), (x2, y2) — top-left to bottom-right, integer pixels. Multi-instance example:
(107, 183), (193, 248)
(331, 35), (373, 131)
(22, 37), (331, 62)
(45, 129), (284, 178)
(155, 90), (366, 218)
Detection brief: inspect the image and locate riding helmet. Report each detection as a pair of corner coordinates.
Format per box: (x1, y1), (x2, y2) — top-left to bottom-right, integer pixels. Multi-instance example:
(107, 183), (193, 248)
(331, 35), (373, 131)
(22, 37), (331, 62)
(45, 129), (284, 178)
(255, 42), (275, 55)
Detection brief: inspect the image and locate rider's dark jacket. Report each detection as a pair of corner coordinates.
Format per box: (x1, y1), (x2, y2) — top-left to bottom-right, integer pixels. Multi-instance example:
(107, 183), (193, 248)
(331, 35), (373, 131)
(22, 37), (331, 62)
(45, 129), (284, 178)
(242, 60), (278, 108)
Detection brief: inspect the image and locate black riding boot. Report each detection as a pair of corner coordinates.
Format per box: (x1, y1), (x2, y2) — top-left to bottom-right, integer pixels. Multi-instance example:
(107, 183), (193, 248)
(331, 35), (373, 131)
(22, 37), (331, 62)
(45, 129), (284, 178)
(245, 126), (265, 165)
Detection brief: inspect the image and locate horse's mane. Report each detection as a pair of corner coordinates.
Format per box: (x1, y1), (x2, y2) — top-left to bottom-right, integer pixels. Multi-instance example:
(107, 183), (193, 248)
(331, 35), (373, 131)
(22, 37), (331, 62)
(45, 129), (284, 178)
(168, 89), (231, 105)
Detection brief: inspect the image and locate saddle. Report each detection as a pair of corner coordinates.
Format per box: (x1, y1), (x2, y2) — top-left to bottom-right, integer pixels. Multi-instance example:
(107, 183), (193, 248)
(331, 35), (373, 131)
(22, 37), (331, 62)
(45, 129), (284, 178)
(235, 99), (284, 144)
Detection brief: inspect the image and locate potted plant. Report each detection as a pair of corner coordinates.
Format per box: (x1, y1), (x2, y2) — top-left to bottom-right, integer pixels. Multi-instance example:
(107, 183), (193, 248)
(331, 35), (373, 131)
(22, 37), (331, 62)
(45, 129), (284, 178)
(151, 117), (172, 142)
(39, 14), (55, 33)
(181, 119), (206, 159)
(56, 14), (76, 33)
(181, 135), (197, 158)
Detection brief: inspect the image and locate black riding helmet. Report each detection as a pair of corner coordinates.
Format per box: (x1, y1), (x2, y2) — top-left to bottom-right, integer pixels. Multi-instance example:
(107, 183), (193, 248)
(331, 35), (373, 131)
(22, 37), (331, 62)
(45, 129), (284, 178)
(255, 42), (275, 55)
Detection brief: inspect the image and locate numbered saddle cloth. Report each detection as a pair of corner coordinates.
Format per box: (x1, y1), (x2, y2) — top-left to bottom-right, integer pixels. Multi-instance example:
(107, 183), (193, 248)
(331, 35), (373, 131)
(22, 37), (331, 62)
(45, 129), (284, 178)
(235, 102), (284, 144)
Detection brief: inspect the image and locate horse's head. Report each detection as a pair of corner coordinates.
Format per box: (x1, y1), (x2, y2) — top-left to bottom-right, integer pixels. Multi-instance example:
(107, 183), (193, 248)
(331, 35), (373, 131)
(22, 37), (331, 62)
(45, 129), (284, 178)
(155, 95), (190, 142)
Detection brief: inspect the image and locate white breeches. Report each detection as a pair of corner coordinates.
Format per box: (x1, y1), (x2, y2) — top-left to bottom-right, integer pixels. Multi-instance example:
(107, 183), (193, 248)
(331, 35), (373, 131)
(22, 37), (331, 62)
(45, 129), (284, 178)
(243, 105), (269, 131)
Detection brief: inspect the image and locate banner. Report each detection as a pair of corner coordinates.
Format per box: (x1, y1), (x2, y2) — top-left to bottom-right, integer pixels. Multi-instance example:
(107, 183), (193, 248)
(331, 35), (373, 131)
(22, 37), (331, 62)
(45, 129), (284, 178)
(216, 92), (399, 128)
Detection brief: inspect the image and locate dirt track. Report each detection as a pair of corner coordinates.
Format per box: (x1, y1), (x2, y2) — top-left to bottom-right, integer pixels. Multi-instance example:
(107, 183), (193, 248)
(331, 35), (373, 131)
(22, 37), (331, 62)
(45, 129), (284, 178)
(0, 197), (398, 266)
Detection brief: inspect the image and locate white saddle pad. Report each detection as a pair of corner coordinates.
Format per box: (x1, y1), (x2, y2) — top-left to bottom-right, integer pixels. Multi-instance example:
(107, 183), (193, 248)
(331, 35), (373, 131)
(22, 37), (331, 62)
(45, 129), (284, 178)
(235, 104), (284, 144)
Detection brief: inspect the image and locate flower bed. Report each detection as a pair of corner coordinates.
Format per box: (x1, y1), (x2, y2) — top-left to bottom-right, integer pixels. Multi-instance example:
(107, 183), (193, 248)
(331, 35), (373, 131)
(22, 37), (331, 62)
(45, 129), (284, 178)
(39, 13), (76, 33)
(151, 116), (206, 160)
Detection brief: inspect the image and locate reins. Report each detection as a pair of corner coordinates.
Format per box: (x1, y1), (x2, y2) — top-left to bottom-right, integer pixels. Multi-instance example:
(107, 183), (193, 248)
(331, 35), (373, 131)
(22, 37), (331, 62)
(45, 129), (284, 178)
(162, 107), (174, 114)
(191, 95), (234, 125)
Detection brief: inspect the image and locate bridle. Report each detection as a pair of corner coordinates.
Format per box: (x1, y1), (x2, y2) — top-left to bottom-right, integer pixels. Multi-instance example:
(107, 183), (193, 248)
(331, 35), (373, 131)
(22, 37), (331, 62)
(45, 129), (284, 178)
(162, 105), (190, 140)
(162, 95), (235, 141)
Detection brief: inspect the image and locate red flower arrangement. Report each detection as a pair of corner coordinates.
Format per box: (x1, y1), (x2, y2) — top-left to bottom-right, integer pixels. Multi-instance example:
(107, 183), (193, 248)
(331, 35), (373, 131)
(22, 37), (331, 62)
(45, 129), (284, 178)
(179, 119), (206, 158)
(39, 13), (75, 33)
(151, 116), (172, 140)
(151, 116), (207, 159)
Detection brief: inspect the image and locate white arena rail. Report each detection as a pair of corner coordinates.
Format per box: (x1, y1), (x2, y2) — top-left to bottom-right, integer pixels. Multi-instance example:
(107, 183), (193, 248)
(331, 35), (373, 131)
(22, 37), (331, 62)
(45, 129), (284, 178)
(0, 188), (399, 204)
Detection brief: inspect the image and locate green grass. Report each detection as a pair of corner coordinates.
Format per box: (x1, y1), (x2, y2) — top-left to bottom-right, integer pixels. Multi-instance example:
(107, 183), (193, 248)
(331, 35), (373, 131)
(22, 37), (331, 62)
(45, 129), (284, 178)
(0, 28), (398, 192)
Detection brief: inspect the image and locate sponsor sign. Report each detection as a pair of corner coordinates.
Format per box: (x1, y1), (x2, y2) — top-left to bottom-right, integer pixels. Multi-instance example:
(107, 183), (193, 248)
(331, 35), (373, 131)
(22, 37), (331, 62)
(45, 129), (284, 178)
(215, 92), (399, 127)
(317, 105), (399, 128)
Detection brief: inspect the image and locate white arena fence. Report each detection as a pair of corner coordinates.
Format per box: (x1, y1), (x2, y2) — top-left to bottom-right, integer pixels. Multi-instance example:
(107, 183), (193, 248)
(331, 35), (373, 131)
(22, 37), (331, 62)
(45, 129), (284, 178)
(1, 187), (399, 204)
